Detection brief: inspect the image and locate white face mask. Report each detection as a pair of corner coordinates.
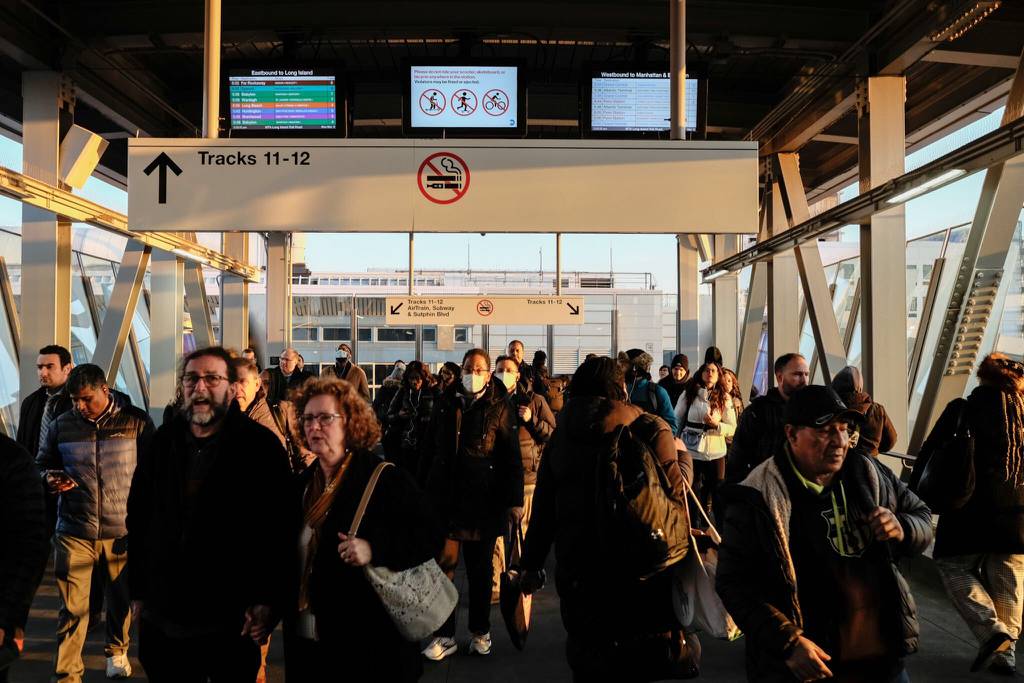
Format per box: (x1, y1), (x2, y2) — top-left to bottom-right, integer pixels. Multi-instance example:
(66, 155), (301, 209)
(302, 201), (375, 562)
(462, 373), (488, 394)
(495, 371), (517, 391)
(336, 351), (349, 361)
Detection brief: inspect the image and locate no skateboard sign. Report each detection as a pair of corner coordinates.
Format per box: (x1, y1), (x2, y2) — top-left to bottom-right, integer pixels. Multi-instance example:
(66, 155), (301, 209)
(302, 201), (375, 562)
(417, 152), (470, 205)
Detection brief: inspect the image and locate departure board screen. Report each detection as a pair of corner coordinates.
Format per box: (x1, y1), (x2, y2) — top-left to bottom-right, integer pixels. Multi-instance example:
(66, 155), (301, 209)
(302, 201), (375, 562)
(590, 70), (697, 133)
(228, 68), (338, 131)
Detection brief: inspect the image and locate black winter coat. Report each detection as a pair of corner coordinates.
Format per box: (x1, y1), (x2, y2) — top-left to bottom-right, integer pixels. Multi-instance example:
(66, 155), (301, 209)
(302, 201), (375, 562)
(287, 452), (444, 682)
(384, 385), (437, 463)
(426, 379), (523, 537)
(726, 387), (787, 483)
(929, 384), (1024, 557)
(17, 386), (50, 461)
(126, 405), (293, 633)
(264, 366), (314, 407)
(509, 386), (556, 486)
(717, 450), (932, 683)
(658, 375), (687, 408)
(0, 435), (48, 635)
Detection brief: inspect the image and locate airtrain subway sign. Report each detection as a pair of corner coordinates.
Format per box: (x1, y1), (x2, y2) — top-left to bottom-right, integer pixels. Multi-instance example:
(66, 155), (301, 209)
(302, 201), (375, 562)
(127, 138), (758, 234)
(385, 295), (585, 326)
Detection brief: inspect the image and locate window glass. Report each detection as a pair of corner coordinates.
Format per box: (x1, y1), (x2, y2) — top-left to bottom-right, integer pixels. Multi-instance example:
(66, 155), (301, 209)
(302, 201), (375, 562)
(377, 328), (417, 342)
(322, 327), (351, 341)
(455, 327), (469, 343)
(422, 327), (437, 342)
(293, 326), (319, 341)
(358, 328), (372, 342)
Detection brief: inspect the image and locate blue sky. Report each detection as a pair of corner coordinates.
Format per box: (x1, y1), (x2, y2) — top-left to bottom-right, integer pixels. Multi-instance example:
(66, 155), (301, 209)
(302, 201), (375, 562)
(0, 106), (1005, 294)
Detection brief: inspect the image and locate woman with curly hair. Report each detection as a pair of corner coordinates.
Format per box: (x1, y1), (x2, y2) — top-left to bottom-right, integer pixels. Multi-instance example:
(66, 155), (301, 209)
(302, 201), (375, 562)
(673, 362), (736, 515)
(284, 378), (444, 682)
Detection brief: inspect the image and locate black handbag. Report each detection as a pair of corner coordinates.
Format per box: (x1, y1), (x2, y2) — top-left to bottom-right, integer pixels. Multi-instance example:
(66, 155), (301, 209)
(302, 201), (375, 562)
(913, 398), (975, 514)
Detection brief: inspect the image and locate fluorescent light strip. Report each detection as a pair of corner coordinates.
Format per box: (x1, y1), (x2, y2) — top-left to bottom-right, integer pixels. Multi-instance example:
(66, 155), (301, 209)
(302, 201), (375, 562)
(886, 169), (967, 204)
(172, 248), (210, 265)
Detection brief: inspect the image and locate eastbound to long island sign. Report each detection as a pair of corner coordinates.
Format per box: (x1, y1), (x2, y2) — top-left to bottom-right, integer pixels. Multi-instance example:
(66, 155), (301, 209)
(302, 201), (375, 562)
(385, 296), (585, 325)
(127, 139), (757, 234)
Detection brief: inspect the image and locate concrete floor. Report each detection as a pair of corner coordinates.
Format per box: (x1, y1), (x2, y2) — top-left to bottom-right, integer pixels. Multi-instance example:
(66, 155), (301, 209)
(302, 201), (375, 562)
(9, 557), (1022, 682)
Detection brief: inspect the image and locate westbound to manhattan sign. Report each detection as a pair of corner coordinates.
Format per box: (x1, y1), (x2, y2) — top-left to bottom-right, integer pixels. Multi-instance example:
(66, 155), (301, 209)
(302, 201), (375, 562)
(385, 296), (584, 325)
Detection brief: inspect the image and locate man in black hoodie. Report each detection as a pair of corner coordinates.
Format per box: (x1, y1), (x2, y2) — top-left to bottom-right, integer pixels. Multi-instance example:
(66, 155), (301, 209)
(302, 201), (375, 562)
(726, 353), (808, 483)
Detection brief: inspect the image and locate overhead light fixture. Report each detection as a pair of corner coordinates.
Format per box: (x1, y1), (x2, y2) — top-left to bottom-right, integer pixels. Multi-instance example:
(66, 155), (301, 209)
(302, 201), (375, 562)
(172, 248), (210, 265)
(886, 169), (967, 204)
(703, 269), (729, 283)
(931, 1), (1001, 42)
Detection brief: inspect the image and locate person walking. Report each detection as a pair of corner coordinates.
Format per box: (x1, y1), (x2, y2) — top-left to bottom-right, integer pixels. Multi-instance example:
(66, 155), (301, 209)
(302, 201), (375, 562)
(658, 354), (690, 407)
(717, 385), (932, 683)
(926, 354), (1024, 675)
(37, 364), (154, 682)
(421, 348), (523, 661)
(519, 356), (697, 682)
(507, 339), (536, 394)
(373, 361), (406, 424)
(0, 434), (49, 683)
(384, 361), (436, 473)
(127, 347), (292, 683)
(17, 345), (72, 459)
(674, 362), (736, 515)
(324, 343), (371, 402)
(284, 378), (443, 682)
(231, 356), (286, 449)
(264, 347), (314, 408)
(622, 349), (678, 433)
(726, 352), (809, 483)
(831, 366), (898, 458)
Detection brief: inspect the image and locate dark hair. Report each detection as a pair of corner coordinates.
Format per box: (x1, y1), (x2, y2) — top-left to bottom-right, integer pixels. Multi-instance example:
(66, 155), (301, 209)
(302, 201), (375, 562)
(532, 350), (547, 366)
(494, 354), (516, 369)
(402, 360), (429, 389)
(682, 363), (725, 413)
(440, 361), (461, 377)
(39, 344), (72, 368)
(463, 347), (491, 368)
(242, 347), (256, 356)
(659, 365), (670, 372)
(230, 356), (259, 377)
(181, 346), (238, 385)
(570, 356), (627, 401)
(67, 363), (107, 394)
(704, 346), (723, 367)
(508, 339), (524, 351)
(774, 353), (806, 376)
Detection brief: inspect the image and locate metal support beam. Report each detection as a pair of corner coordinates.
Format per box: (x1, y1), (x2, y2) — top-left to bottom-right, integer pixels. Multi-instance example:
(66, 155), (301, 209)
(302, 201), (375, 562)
(149, 251), (184, 425)
(409, 232), (423, 361)
(20, 71), (72, 402)
(767, 182), (800, 376)
(0, 257), (20, 363)
(777, 153), (848, 382)
(203, 0), (221, 139)
(911, 51), (1024, 452)
(266, 232), (292, 358)
(351, 294), (359, 362)
(677, 235), (699, 360)
(907, 257), (945, 396)
(93, 240), (150, 384)
(555, 233), (562, 295)
(183, 261), (215, 349)
(221, 232), (248, 350)
(669, 0), (686, 140)
(860, 75), (909, 449)
(923, 50), (1020, 70)
(712, 235), (739, 370)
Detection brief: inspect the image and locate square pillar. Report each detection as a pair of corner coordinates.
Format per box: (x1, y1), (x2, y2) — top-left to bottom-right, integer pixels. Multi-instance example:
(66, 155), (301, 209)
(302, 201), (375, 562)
(222, 232), (249, 351)
(677, 235), (699, 359)
(149, 251), (184, 425)
(767, 182), (800, 377)
(712, 235), (739, 370)
(266, 232), (292, 359)
(20, 72), (72, 401)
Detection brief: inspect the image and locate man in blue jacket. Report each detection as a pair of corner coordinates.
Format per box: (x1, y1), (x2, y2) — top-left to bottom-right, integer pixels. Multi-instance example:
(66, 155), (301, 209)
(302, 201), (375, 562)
(37, 364), (154, 682)
(622, 349), (678, 433)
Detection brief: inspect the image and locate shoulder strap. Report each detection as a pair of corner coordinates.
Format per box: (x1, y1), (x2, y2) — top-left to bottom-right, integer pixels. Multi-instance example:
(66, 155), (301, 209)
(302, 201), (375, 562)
(647, 381), (659, 413)
(349, 460), (394, 536)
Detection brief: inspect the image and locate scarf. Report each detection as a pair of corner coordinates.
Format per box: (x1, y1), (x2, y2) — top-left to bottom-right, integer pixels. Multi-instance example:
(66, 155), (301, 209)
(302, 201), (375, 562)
(298, 453), (354, 611)
(1003, 392), (1024, 486)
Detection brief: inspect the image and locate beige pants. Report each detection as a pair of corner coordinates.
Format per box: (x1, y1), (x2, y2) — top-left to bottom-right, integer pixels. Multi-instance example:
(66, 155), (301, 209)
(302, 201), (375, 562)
(53, 534), (131, 683)
(493, 483), (536, 594)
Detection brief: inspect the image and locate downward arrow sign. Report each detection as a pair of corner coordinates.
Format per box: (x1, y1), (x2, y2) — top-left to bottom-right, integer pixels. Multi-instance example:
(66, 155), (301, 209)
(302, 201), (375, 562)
(143, 152), (183, 204)
(390, 303), (404, 315)
(567, 303), (580, 315)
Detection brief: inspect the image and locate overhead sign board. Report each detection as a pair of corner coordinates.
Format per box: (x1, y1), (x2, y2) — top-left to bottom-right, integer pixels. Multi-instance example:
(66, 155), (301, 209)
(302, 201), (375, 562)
(385, 296), (585, 326)
(128, 139), (757, 234)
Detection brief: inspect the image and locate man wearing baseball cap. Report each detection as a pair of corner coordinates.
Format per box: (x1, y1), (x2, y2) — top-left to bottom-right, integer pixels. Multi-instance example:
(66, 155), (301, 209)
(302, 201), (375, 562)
(715, 385), (932, 683)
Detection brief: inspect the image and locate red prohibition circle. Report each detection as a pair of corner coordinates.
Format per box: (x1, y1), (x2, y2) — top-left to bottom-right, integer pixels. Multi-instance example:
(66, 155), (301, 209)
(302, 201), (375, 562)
(417, 152), (471, 205)
(476, 299), (494, 317)
(483, 89), (510, 116)
(418, 89), (446, 116)
(450, 88), (478, 116)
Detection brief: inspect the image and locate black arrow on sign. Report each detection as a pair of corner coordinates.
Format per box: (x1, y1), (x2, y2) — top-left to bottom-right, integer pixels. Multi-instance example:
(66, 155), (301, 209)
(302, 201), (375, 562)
(390, 303), (404, 315)
(567, 303), (580, 315)
(143, 152), (183, 204)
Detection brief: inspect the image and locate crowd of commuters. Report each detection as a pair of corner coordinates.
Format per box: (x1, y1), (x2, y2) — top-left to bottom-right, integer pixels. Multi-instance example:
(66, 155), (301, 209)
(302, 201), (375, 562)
(2, 335), (1024, 682)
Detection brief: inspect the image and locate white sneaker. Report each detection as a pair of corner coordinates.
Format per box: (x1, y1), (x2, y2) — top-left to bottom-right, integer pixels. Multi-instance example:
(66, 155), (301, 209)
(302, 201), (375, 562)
(106, 653), (132, 679)
(469, 632), (492, 656)
(422, 637), (458, 661)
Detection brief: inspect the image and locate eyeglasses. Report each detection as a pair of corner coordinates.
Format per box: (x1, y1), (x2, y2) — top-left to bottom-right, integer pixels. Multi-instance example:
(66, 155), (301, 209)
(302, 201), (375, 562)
(301, 413), (342, 429)
(182, 373), (228, 388)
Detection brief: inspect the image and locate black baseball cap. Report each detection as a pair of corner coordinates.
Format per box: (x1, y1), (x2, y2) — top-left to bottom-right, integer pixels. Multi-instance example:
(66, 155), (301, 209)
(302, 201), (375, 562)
(784, 385), (861, 428)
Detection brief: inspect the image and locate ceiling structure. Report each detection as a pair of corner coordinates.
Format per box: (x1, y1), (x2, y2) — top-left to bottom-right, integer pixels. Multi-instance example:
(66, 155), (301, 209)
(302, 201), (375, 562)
(0, 0), (1021, 202)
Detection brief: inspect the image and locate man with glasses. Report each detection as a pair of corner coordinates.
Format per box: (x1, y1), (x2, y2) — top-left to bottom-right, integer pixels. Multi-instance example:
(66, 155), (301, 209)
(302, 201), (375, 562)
(264, 347), (314, 408)
(37, 364), (153, 681)
(127, 347), (292, 682)
(716, 385), (932, 683)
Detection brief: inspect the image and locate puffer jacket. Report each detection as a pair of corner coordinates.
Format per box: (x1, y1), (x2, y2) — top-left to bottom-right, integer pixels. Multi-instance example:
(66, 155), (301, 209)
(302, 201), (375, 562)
(673, 386), (737, 460)
(717, 450), (932, 682)
(509, 386), (556, 486)
(725, 387), (787, 483)
(425, 378), (523, 537)
(37, 392), (154, 540)
(374, 377), (403, 424)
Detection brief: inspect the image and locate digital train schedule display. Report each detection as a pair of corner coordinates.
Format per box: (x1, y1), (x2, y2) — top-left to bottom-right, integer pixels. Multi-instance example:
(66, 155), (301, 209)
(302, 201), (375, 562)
(228, 68), (338, 132)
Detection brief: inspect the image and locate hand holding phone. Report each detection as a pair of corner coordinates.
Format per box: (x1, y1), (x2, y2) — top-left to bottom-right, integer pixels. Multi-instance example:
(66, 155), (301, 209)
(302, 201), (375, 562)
(45, 470), (77, 494)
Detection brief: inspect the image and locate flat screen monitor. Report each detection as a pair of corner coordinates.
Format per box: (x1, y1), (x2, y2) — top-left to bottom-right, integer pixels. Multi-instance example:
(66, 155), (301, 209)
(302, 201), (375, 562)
(227, 67), (343, 135)
(587, 67), (700, 135)
(404, 63), (525, 136)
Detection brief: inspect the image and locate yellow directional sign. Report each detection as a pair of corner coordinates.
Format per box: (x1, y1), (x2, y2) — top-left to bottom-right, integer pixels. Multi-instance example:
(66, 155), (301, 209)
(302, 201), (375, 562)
(385, 296), (585, 325)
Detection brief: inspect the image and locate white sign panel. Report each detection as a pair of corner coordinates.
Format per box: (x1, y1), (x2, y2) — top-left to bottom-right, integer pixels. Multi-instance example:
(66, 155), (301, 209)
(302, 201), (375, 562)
(128, 138), (757, 233)
(410, 65), (518, 129)
(385, 296), (585, 326)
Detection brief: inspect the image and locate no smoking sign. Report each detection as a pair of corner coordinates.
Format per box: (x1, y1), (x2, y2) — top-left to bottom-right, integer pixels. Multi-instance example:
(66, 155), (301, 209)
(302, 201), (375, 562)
(417, 152), (470, 205)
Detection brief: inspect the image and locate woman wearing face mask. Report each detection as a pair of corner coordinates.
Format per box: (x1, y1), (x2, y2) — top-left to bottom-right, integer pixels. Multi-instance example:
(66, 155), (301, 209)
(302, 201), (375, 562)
(384, 361), (436, 474)
(421, 349), (524, 662)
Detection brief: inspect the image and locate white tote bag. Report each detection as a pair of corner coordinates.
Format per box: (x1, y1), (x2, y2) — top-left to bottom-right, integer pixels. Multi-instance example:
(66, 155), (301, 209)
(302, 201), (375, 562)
(350, 462), (458, 641)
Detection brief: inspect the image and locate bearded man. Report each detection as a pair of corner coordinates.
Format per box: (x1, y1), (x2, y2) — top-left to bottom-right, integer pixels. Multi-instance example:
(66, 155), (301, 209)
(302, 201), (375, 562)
(126, 347), (292, 683)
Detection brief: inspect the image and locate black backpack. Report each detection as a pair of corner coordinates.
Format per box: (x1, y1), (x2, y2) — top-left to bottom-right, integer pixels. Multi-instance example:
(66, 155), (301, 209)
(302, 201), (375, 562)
(910, 398), (976, 513)
(595, 417), (690, 579)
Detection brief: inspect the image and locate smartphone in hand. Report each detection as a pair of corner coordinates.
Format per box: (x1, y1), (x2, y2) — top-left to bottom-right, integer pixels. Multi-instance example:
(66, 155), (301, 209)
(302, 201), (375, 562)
(45, 470), (77, 493)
